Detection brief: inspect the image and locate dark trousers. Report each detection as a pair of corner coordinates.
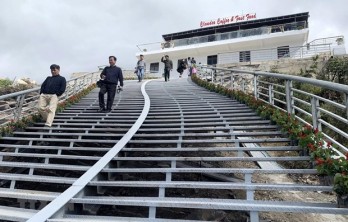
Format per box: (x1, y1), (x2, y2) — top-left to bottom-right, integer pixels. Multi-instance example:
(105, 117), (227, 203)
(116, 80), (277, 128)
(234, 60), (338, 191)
(99, 83), (117, 110)
(164, 68), (170, 81)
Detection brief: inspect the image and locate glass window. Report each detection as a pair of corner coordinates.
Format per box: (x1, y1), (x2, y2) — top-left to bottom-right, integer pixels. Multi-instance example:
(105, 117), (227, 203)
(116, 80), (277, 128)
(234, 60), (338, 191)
(239, 51), (250, 62)
(208, 35), (216, 42)
(277, 46), (290, 58)
(220, 33), (229, 40)
(207, 55), (217, 65)
(150, 63), (159, 73)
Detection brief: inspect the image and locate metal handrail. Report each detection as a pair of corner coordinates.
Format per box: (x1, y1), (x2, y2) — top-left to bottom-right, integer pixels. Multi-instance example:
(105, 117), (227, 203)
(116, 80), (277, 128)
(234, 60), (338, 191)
(27, 80), (151, 222)
(197, 65), (348, 154)
(0, 72), (100, 126)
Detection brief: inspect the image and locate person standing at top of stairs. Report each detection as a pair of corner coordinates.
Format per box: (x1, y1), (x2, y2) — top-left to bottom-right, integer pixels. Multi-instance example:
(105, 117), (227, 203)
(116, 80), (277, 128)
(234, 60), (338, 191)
(161, 55), (173, 82)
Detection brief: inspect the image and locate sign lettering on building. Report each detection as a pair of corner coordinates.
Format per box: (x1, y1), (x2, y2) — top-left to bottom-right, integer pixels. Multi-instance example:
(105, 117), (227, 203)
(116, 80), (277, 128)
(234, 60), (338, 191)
(200, 13), (257, 28)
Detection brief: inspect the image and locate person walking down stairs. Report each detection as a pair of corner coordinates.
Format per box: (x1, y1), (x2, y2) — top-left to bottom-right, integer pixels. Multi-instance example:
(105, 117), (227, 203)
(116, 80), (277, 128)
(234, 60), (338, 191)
(38, 64), (66, 127)
(136, 54), (146, 82)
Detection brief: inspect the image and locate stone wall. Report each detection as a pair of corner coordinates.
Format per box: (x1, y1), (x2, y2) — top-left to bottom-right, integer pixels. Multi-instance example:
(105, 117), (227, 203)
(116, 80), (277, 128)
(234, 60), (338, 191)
(214, 54), (335, 94)
(218, 54), (332, 76)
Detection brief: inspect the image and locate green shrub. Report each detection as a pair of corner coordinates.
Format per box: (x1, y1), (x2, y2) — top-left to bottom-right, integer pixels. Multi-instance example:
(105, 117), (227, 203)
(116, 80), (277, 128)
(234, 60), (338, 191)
(0, 78), (12, 88)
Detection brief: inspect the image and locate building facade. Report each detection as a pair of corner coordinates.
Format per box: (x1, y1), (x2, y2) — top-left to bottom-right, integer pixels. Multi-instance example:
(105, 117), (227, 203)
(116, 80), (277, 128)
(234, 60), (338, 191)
(136, 12), (345, 75)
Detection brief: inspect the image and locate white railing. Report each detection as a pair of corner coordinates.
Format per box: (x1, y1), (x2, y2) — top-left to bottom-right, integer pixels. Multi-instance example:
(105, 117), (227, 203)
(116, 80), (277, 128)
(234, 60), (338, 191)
(0, 72), (100, 126)
(197, 65), (348, 155)
(137, 21), (307, 52)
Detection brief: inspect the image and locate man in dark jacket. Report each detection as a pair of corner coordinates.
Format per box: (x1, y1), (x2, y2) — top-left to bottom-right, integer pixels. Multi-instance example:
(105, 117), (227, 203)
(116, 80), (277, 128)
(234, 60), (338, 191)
(38, 64), (66, 127)
(161, 55), (173, 82)
(98, 56), (124, 112)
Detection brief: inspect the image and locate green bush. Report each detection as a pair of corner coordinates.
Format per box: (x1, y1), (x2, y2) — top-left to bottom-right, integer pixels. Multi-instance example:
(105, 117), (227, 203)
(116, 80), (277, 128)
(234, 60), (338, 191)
(0, 78), (12, 88)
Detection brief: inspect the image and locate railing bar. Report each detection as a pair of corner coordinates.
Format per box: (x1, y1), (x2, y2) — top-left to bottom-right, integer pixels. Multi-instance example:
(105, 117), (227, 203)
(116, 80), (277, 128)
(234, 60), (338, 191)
(273, 98), (286, 105)
(294, 106), (312, 117)
(321, 133), (348, 154)
(318, 108), (348, 124)
(318, 119), (348, 139)
(293, 97), (311, 106)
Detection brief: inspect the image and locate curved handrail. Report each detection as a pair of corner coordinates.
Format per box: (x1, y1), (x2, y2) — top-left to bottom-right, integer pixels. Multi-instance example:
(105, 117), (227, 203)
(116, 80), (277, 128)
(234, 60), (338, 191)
(26, 80), (151, 222)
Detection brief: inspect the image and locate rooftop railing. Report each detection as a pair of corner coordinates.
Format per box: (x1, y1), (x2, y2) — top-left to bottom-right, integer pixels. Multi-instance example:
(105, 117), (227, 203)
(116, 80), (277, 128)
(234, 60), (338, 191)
(137, 21), (308, 52)
(217, 40), (345, 64)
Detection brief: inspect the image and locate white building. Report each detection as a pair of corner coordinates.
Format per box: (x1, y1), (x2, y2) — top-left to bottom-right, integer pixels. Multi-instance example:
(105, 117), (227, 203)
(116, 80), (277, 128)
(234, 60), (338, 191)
(136, 12), (345, 75)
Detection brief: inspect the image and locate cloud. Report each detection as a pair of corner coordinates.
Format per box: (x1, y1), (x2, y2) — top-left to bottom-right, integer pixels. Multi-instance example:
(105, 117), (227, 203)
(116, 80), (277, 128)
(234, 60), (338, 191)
(0, 0), (347, 83)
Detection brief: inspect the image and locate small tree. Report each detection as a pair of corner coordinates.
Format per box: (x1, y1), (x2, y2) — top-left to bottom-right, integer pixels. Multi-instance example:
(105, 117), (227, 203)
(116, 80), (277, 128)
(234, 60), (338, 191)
(319, 56), (348, 85)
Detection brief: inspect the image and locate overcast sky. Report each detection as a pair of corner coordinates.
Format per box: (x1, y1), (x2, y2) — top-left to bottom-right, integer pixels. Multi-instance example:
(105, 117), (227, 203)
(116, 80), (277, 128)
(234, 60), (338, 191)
(0, 0), (347, 83)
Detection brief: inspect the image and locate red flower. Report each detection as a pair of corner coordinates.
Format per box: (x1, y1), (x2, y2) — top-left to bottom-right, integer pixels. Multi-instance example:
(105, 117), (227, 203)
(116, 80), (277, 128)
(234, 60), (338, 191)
(314, 128), (319, 135)
(326, 141), (332, 148)
(315, 158), (324, 165)
(307, 143), (315, 151)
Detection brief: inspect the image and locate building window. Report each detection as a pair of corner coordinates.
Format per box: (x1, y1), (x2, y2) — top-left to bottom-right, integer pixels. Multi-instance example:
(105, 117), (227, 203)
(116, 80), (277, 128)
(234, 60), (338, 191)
(150, 63), (159, 73)
(239, 51), (250, 62)
(207, 55), (217, 65)
(208, 35), (216, 42)
(277, 46), (290, 58)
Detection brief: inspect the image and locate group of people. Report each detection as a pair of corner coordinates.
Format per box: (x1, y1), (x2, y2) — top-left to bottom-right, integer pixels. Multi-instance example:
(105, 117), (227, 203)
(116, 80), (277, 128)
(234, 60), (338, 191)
(160, 55), (196, 81)
(38, 56), (124, 128)
(177, 57), (197, 78)
(38, 54), (197, 128)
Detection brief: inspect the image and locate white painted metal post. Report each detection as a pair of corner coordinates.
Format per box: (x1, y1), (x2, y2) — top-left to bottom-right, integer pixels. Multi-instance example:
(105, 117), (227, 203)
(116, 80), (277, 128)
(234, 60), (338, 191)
(211, 70), (214, 83)
(345, 93), (348, 119)
(253, 75), (258, 98)
(14, 94), (26, 121)
(230, 75), (234, 89)
(311, 97), (322, 131)
(269, 85), (274, 105)
(285, 80), (294, 114)
(242, 78), (245, 92)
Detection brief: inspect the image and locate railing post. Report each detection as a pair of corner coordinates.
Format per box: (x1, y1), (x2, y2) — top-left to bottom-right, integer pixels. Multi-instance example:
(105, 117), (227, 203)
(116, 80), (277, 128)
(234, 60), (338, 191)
(285, 80), (294, 114)
(345, 93), (348, 120)
(311, 97), (322, 131)
(268, 85), (274, 105)
(230, 74), (234, 89)
(83, 76), (87, 88)
(245, 174), (259, 222)
(13, 94), (26, 121)
(211, 70), (214, 83)
(301, 47), (303, 58)
(73, 79), (77, 95)
(241, 78), (245, 92)
(253, 75), (258, 98)
(220, 72), (223, 85)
